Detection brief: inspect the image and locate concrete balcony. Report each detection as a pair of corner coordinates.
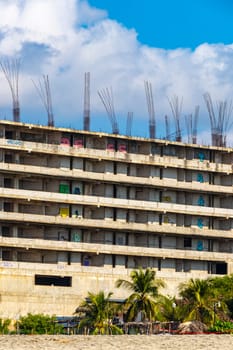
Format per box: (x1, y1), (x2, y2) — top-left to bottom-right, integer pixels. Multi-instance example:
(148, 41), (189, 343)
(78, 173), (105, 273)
(0, 211), (233, 239)
(0, 236), (232, 262)
(0, 162), (232, 195)
(0, 260), (214, 282)
(0, 187), (232, 218)
(0, 138), (232, 174)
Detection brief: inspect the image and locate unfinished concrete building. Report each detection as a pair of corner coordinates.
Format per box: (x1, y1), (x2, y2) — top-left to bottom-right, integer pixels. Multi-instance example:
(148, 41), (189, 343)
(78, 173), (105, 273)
(0, 120), (232, 318)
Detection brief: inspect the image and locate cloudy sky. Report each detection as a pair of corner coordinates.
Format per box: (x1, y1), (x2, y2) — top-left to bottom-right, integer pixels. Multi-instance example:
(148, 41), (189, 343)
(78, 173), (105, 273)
(0, 0), (233, 144)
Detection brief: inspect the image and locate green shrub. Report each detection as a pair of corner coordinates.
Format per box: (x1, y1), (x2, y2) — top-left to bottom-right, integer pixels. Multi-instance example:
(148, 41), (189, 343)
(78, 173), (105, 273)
(0, 318), (11, 334)
(18, 313), (64, 334)
(209, 320), (233, 334)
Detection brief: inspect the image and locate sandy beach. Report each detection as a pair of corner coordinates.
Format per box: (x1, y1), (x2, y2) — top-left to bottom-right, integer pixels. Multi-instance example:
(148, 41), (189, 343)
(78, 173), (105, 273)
(0, 334), (233, 350)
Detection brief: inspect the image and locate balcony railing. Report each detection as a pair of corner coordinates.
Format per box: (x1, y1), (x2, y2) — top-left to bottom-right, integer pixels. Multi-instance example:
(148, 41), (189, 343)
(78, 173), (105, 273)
(0, 162), (232, 195)
(0, 138), (232, 173)
(0, 187), (232, 218)
(0, 211), (232, 239)
(0, 236), (231, 262)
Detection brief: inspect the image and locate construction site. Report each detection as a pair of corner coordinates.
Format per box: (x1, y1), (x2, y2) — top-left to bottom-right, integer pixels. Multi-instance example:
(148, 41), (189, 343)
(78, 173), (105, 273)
(0, 60), (232, 319)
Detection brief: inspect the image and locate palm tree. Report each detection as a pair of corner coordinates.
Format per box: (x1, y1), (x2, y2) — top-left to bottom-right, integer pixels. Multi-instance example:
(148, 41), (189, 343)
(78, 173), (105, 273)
(208, 275), (232, 320)
(116, 267), (165, 321)
(155, 295), (184, 322)
(179, 278), (215, 325)
(76, 291), (123, 335)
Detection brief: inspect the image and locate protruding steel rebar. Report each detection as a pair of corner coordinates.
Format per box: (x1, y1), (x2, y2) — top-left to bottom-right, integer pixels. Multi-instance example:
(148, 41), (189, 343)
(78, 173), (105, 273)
(168, 95), (183, 142)
(0, 58), (21, 122)
(126, 111), (133, 136)
(185, 105), (199, 144)
(83, 72), (90, 131)
(32, 75), (54, 127)
(144, 80), (156, 139)
(203, 92), (233, 147)
(98, 87), (119, 134)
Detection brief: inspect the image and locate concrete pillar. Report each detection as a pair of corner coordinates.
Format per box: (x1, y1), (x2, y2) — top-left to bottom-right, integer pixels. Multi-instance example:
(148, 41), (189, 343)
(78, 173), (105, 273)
(12, 226), (18, 238)
(12, 226), (18, 262)
(15, 130), (20, 140)
(13, 201), (18, 213)
(227, 261), (233, 274)
(14, 176), (19, 189)
(15, 153), (20, 164)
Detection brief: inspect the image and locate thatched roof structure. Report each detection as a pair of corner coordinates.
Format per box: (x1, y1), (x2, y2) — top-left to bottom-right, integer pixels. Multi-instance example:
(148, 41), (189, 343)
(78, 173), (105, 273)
(177, 321), (208, 334)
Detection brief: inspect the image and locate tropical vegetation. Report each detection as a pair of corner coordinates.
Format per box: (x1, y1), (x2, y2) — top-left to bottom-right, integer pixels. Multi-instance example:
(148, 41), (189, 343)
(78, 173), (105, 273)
(0, 318), (11, 334)
(178, 278), (215, 325)
(209, 320), (233, 334)
(155, 295), (184, 322)
(115, 267), (165, 321)
(76, 291), (123, 335)
(75, 271), (233, 333)
(17, 313), (64, 334)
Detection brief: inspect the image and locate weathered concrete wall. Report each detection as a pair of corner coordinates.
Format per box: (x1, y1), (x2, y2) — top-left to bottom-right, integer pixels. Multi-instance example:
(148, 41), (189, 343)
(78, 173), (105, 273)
(0, 261), (213, 319)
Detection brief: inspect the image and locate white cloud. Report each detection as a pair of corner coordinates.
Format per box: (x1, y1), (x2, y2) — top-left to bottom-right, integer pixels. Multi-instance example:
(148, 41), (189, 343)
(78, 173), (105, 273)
(76, 0), (107, 25)
(0, 0), (232, 142)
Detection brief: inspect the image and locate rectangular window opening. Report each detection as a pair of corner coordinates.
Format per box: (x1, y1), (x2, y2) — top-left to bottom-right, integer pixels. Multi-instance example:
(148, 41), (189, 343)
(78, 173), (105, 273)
(35, 274), (72, 287)
(184, 238), (192, 248)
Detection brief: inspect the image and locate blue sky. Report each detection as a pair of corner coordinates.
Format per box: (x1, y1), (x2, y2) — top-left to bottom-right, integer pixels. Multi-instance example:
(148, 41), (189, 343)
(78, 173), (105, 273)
(88, 0), (233, 49)
(0, 0), (232, 144)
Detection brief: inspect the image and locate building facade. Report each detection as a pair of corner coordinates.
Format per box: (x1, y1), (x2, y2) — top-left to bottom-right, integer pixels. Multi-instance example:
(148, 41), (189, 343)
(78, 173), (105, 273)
(0, 120), (232, 318)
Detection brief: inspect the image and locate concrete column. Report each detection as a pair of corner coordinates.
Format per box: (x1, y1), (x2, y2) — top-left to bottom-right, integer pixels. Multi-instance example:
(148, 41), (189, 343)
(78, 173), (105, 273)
(15, 153), (20, 164)
(15, 130), (20, 140)
(14, 176), (19, 189)
(12, 227), (18, 262)
(227, 261), (233, 274)
(12, 226), (18, 237)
